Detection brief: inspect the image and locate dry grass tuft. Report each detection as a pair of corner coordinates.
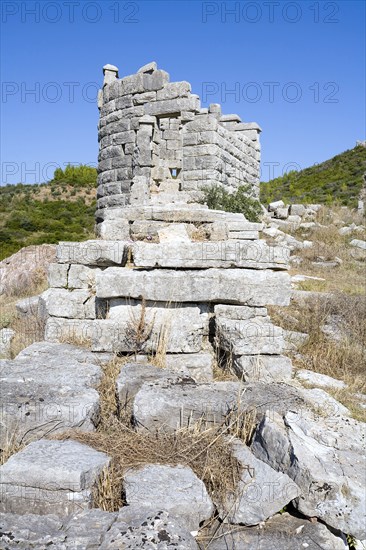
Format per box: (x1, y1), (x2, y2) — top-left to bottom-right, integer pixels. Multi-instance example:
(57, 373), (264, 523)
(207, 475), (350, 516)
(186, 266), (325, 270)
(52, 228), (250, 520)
(56, 419), (243, 513)
(269, 292), (366, 420)
(53, 353), (251, 513)
(0, 430), (24, 466)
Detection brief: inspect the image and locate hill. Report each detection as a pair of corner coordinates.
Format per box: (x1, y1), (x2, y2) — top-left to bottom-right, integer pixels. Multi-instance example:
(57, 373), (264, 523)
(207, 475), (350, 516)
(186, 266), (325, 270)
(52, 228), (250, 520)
(260, 145), (366, 207)
(0, 165), (97, 261)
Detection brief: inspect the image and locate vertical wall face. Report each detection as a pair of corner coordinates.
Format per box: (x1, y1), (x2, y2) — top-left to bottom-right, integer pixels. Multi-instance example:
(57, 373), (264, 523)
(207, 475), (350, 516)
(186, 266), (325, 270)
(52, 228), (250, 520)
(96, 63), (261, 222)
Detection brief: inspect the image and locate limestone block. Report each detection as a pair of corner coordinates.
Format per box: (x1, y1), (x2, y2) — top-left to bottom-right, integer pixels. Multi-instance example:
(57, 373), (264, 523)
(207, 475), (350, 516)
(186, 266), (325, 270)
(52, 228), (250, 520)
(68, 265), (102, 290)
(252, 410), (366, 539)
(100, 506), (198, 549)
(132, 240), (289, 269)
(98, 219), (130, 241)
(92, 302), (208, 353)
(48, 263), (68, 288)
(290, 204), (307, 216)
(137, 61), (157, 73)
(96, 268), (292, 306)
(156, 81), (191, 100)
(203, 513), (347, 549)
(44, 317), (96, 344)
(145, 97), (199, 116)
(216, 316), (284, 355)
(268, 200), (285, 212)
(143, 70), (169, 91)
(275, 206), (290, 219)
(0, 440), (110, 515)
(133, 91), (156, 104)
(233, 355), (293, 382)
(124, 464), (214, 532)
(0, 341), (104, 446)
(57, 240), (127, 266)
(157, 223), (191, 243)
(133, 380), (242, 431)
(217, 438), (299, 525)
(40, 288), (95, 319)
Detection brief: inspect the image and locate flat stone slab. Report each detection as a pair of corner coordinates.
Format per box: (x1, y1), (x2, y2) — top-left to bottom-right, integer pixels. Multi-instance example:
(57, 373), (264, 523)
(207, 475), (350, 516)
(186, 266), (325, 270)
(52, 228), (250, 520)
(104, 204), (260, 226)
(57, 240), (128, 266)
(200, 512), (348, 549)
(96, 268), (291, 306)
(0, 342), (106, 447)
(132, 240), (289, 269)
(128, 353), (213, 382)
(217, 438), (299, 525)
(124, 465), (214, 532)
(0, 439), (110, 516)
(296, 369), (347, 390)
(100, 506), (199, 549)
(252, 408), (366, 539)
(133, 380), (306, 432)
(40, 288), (96, 319)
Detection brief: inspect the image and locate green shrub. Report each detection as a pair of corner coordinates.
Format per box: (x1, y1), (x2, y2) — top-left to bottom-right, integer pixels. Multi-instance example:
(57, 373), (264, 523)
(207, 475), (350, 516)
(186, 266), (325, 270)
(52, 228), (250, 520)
(51, 164), (97, 188)
(200, 184), (262, 222)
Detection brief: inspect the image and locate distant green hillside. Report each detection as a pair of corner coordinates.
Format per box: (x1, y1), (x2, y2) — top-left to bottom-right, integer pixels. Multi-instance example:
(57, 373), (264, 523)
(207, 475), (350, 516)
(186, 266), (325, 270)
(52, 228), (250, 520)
(0, 165), (97, 261)
(260, 145), (366, 207)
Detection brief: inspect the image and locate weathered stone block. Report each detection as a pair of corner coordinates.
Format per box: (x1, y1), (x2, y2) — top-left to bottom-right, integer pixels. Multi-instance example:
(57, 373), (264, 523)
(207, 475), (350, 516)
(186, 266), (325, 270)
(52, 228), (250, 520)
(0, 440), (110, 515)
(57, 240), (128, 266)
(132, 240), (289, 269)
(233, 355), (293, 382)
(40, 288), (96, 319)
(124, 464), (213, 532)
(96, 268), (292, 306)
(48, 263), (68, 288)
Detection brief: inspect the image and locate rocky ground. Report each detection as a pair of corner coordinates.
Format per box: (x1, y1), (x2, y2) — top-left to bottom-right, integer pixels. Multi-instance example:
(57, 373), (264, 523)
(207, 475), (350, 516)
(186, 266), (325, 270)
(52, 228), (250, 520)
(0, 203), (365, 549)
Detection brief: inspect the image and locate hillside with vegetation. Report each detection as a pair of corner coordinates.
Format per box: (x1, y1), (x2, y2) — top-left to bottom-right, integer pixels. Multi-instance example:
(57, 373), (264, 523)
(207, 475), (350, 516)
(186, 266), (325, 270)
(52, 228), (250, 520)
(0, 165), (97, 261)
(260, 145), (366, 207)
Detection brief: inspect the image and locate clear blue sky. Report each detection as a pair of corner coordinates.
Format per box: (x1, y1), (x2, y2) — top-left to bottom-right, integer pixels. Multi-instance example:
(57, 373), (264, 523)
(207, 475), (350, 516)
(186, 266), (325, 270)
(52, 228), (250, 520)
(1, 0), (365, 184)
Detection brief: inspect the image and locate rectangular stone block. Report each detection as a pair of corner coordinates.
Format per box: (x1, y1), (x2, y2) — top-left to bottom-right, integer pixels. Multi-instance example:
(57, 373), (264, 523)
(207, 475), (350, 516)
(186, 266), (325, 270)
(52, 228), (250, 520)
(57, 240), (128, 266)
(143, 70), (170, 91)
(156, 81), (191, 100)
(68, 265), (102, 290)
(98, 220), (130, 241)
(216, 317), (284, 355)
(48, 263), (68, 288)
(145, 97), (199, 116)
(96, 268), (291, 306)
(92, 301), (207, 354)
(132, 241), (289, 270)
(40, 289), (96, 319)
(232, 355), (293, 382)
(45, 317), (95, 344)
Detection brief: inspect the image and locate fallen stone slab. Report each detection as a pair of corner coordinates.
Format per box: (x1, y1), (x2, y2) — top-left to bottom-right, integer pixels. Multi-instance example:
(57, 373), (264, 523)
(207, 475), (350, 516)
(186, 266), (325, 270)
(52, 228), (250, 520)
(217, 438), (299, 525)
(57, 240), (128, 266)
(96, 268), (292, 306)
(296, 369), (347, 390)
(133, 380), (306, 432)
(350, 239), (366, 250)
(0, 439), (110, 516)
(233, 355), (293, 382)
(117, 363), (184, 413)
(199, 512), (348, 549)
(100, 505), (199, 549)
(251, 408), (366, 538)
(0, 342), (107, 447)
(132, 240), (289, 269)
(124, 464), (213, 533)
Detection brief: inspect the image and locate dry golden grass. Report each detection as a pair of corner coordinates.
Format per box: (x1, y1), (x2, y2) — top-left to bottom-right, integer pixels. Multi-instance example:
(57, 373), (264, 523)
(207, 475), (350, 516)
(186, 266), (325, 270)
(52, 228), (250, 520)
(0, 430), (24, 466)
(289, 207), (365, 295)
(53, 352), (255, 513)
(269, 292), (366, 420)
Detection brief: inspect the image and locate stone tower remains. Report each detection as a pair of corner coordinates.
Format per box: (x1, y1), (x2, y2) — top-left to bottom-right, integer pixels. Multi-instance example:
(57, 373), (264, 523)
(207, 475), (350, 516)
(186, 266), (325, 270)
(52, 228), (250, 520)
(96, 62), (261, 231)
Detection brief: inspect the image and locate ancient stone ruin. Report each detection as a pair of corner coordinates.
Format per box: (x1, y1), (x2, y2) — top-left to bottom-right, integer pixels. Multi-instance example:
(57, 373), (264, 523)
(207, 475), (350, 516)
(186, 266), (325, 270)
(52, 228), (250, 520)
(96, 61), (261, 228)
(38, 62), (290, 376)
(0, 63), (364, 549)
